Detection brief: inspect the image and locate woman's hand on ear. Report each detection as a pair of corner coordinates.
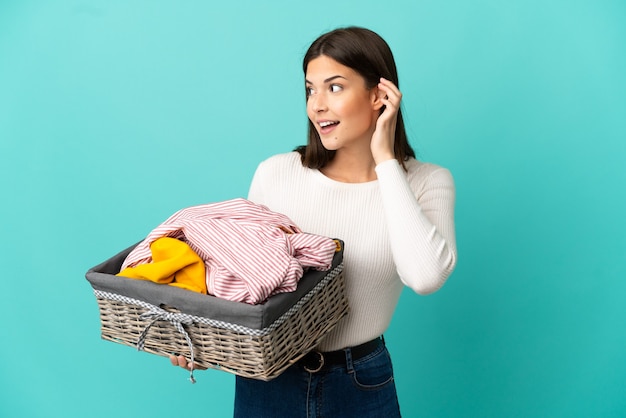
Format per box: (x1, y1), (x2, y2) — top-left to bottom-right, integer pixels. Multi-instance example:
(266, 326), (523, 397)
(371, 77), (401, 165)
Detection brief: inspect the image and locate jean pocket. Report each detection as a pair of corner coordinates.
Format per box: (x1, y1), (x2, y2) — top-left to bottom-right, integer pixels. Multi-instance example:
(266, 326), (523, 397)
(350, 347), (395, 391)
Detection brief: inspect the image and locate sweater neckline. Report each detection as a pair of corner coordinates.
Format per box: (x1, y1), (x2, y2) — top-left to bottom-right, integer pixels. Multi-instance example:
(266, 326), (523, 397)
(311, 168), (379, 189)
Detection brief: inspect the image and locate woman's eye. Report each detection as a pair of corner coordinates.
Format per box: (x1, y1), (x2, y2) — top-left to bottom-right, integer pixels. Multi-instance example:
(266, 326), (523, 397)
(330, 84), (343, 93)
(305, 87), (315, 97)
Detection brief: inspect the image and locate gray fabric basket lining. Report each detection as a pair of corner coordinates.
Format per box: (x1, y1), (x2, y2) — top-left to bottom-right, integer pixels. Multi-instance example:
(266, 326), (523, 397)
(85, 240), (344, 330)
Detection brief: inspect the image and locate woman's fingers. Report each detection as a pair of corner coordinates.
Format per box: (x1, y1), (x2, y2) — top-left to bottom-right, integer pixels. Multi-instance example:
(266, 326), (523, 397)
(379, 77), (401, 95)
(370, 77), (401, 164)
(168, 354), (191, 369)
(375, 77), (401, 127)
(169, 354), (208, 371)
(378, 78), (402, 109)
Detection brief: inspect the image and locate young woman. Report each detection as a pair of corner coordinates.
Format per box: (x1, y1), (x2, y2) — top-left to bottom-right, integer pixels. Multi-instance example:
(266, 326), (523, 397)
(172, 26), (457, 417)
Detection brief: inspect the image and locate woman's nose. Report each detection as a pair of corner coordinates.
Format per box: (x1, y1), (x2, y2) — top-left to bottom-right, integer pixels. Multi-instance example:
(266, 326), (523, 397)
(311, 93), (327, 112)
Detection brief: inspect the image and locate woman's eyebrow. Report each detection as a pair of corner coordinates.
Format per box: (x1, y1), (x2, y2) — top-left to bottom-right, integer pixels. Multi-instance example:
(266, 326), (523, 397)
(305, 75), (348, 84)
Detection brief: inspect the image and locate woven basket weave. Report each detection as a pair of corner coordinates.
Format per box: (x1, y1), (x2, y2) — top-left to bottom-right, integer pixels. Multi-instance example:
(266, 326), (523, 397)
(87, 244), (348, 381)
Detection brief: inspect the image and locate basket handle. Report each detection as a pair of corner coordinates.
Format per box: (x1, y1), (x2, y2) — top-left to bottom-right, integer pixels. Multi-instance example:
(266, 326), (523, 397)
(138, 308), (197, 383)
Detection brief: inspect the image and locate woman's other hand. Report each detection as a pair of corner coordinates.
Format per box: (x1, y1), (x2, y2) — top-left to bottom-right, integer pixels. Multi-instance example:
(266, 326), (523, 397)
(169, 354), (207, 371)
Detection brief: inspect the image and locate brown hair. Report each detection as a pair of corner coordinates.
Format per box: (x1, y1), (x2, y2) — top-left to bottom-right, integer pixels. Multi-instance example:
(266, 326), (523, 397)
(295, 26), (415, 169)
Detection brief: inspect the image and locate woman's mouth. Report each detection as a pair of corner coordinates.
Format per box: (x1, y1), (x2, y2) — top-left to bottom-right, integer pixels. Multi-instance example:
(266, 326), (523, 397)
(318, 120), (339, 135)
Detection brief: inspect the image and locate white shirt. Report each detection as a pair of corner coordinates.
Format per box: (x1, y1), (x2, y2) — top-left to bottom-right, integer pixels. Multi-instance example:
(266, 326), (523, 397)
(248, 152), (457, 351)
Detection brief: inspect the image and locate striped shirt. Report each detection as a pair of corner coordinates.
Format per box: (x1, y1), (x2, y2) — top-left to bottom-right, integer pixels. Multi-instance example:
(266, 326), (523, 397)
(120, 198), (337, 304)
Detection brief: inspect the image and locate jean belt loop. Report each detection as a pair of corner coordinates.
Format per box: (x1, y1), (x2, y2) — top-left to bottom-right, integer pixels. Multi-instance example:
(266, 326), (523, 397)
(344, 347), (354, 373)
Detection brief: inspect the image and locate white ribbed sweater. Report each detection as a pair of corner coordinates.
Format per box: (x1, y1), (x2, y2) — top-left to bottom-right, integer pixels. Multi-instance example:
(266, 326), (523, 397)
(248, 152), (457, 351)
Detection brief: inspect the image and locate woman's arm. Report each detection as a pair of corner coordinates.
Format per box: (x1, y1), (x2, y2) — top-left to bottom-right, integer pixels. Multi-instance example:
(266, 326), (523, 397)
(375, 160), (457, 295)
(247, 163), (266, 205)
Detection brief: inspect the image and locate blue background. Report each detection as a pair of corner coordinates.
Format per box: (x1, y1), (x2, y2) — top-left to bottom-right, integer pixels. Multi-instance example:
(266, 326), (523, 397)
(1, 1), (625, 417)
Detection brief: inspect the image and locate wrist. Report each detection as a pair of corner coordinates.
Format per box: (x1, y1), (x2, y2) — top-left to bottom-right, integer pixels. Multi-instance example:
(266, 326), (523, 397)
(373, 152), (395, 166)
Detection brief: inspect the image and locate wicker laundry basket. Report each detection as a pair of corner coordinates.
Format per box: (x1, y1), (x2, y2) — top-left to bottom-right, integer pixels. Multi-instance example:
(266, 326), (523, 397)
(85, 240), (348, 382)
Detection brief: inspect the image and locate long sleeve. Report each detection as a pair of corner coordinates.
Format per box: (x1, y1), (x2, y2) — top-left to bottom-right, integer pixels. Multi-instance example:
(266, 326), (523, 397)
(247, 164), (266, 205)
(375, 159), (457, 295)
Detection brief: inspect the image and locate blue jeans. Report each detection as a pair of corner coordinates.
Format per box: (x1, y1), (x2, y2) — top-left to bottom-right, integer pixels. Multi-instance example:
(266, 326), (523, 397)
(234, 339), (401, 417)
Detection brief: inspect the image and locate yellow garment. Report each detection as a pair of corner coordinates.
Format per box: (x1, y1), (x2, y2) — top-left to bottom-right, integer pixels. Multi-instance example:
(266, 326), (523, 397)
(117, 237), (207, 294)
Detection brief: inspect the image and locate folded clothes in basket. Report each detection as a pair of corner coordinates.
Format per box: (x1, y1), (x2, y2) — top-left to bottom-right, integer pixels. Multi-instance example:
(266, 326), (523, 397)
(119, 198), (338, 304)
(117, 237), (208, 294)
(85, 240), (348, 383)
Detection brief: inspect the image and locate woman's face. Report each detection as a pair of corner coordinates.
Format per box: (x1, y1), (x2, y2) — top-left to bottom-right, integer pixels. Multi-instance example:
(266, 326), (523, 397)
(305, 55), (380, 152)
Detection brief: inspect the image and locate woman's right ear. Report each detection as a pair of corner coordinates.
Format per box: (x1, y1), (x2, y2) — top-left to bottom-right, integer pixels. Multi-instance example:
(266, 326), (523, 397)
(371, 87), (386, 111)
